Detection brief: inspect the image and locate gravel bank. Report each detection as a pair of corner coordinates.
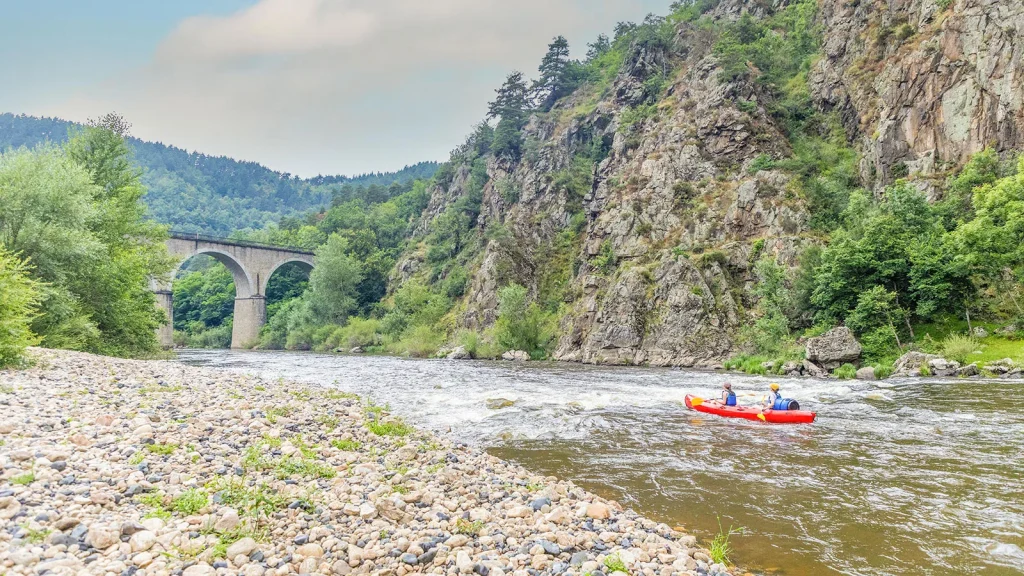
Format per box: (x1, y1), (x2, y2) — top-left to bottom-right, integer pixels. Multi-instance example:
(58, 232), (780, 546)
(0, 350), (741, 576)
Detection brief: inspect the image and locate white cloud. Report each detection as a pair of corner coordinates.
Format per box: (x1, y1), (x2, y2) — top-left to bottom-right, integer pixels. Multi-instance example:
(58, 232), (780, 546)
(44, 0), (668, 176)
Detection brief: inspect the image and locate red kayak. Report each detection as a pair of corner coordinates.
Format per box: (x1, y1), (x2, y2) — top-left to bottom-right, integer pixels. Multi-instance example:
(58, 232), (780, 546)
(684, 394), (816, 424)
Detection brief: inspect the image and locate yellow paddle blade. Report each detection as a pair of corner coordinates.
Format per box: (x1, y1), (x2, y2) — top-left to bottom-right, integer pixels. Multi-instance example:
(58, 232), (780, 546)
(690, 397), (704, 407)
(757, 413), (766, 422)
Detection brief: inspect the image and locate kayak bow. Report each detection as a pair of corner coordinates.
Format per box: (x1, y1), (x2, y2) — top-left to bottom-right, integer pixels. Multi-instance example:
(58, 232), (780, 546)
(684, 394), (816, 424)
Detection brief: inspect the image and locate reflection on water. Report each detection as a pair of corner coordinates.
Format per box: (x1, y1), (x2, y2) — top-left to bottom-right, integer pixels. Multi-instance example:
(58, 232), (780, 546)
(177, 349), (1024, 576)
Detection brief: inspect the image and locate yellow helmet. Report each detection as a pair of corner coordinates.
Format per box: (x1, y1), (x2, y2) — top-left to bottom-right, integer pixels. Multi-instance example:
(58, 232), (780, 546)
(770, 383), (780, 391)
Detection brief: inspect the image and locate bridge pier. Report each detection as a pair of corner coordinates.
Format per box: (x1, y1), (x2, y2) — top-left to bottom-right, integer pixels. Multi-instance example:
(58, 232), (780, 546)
(155, 290), (175, 349)
(230, 296), (267, 349)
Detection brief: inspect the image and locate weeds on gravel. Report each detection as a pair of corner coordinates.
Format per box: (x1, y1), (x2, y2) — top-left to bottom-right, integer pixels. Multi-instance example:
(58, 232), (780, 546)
(11, 472), (35, 485)
(603, 553), (628, 574)
(21, 525), (51, 543)
(330, 438), (361, 451)
(316, 414), (340, 431)
(0, 384), (14, 394)
(274, 456), (336, 479)
(454, 518), (484, 535)
(289, 389), (312, 401)
(366, 418), (413, 437)
(146, 443), (178, 456)
(206, 478), (287, 524)
(128, 451), (146, 465)
(261, 434), (282, 448)
(264, 405), (293, 424)
(325, 389), (359, 400)
(254, 385), (266, 391)
(292, 435), (318, 458)
(172, 489), (208, 515)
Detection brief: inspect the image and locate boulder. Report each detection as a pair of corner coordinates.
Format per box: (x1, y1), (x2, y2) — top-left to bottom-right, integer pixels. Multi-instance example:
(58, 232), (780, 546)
(892, 352), (941, 376)
(855, 367), (876, 381)
(502, 350), (530, 361)
(927, 358), (960, 377)
(805, 327), (862, 369)
(971, 326), (989, 338)
(802, 359), (827, 378)
(957, 363), (980, 377)
(349, 347), (364, 354)
(781, 361), (802, 376)
(447, 346), (470, 360)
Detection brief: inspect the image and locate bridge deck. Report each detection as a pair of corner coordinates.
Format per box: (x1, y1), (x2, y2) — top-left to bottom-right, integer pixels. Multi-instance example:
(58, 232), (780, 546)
(169, 231), (315, 255)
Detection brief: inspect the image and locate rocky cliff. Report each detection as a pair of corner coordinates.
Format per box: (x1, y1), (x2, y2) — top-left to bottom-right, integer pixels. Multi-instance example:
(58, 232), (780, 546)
(398, 0), (1024, 366)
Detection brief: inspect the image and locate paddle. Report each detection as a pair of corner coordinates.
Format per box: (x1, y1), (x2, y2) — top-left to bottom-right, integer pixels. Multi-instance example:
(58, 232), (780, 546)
(690, 397), (704, 407)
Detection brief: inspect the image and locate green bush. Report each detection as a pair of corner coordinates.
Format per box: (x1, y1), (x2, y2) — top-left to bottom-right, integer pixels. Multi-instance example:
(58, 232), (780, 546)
(391, 325), (445, 358)
(941, 333), (979, 364)
(873, 364), (894, 379)
(0, 250), (42, 368)
(493, 284), (557, 359)
(859, 327), (901, 364)
(833, 363), (857, 379)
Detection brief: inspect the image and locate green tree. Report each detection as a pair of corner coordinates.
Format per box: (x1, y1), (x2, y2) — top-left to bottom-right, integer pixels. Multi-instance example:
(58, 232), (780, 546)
(493, 283), (556, 358)
(306, 234), (363, 324)
(488, 72), (531, 161)
(0, 249), (43, 367)
(533, 36), (580, 110)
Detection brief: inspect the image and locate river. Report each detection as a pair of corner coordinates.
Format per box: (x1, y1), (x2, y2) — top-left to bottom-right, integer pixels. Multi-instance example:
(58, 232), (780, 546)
(176, 349), (1024, 576)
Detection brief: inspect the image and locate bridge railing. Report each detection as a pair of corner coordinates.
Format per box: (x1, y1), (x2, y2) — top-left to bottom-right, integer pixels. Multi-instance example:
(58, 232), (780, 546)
(168, 230), (316, 255)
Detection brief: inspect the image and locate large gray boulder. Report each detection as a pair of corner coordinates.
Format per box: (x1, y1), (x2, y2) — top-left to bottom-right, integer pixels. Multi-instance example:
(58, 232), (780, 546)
(447, 346), (470, 360)
(805, 327), (862, 369)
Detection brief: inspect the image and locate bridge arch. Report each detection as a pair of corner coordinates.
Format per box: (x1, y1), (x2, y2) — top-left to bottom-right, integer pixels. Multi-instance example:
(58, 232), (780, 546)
(172, 249), (256, 299)
(260, 258), (315, 298)
(155, 232), (316, 349)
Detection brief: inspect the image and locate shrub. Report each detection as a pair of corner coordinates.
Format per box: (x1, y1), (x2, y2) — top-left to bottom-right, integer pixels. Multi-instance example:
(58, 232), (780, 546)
(859, 327), (901, 364)
(392, 325), (445, 358)
(593, 241), (617, 274)
(0, 250), (43, 368)
(941, 333), (979, 364)
(873, 364), (894, 379)
(833, 363), (857, 379)
(493, 284), (556, 359)
(366, 418), (413, 437)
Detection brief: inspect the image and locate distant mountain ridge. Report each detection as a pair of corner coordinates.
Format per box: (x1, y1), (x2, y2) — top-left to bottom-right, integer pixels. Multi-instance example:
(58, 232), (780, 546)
(0, 113), (439, 234)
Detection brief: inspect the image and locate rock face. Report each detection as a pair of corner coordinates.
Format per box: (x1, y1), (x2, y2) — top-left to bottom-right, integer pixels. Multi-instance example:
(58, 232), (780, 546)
(805, 327), (862, 369)
(855, 366), (877, 381)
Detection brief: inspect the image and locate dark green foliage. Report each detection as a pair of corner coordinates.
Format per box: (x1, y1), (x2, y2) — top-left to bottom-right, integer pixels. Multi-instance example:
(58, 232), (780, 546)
(811, 183), (975, 337)
(743, 257), (791, 355)
(533, 36), (584, 111)
(173, 257), (235, 331)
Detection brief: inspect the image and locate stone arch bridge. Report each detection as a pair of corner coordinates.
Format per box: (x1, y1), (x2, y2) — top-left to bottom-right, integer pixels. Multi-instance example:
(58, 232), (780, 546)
(155, 232), (315, 349)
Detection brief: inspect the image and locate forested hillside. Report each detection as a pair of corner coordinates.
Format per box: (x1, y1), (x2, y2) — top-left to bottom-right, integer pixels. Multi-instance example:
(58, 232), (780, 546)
(0, 113), (438, 233)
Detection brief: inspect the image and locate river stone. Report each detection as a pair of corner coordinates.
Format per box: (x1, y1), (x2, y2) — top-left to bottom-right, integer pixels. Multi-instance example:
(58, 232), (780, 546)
(855, 367), (876, 380)
(892, 352), (942, 376)
(502, 350), (530, 361)
(486, 398), (515, 410)
(586, 503), (611, 519)
(447, 346), (471, 360)
(227, 537), (258, 558)
(805, 327), (862, 369)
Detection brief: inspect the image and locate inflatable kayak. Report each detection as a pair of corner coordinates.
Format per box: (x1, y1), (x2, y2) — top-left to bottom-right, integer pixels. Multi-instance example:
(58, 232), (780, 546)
(684, 394), (816, 424)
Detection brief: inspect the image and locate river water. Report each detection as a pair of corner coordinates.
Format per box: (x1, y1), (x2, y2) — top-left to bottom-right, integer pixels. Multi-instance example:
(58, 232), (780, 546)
(176, 349), (1024, 576)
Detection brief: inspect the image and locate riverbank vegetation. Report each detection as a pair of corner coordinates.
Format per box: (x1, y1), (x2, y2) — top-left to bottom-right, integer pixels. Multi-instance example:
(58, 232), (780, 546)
(0, 114), (174, 366)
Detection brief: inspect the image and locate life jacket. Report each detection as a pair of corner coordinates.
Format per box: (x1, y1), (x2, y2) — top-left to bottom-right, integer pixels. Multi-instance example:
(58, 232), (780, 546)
(723, 390), (736, 406)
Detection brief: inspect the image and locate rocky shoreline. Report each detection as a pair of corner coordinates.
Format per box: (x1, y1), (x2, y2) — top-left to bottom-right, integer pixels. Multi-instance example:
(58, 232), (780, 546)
(0, 350), (740, 576)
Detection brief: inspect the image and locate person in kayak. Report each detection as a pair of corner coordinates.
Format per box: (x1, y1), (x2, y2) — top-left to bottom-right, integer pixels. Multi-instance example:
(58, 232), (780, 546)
(709, 382), (737, 406)
(763, 383), (781, 410)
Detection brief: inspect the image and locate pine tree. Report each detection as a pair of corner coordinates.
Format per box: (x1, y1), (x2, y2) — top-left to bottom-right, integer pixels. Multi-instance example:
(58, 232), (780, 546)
(533, 36), (579, 111)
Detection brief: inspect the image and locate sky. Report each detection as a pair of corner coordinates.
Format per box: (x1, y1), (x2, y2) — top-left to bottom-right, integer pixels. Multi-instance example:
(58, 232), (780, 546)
(2, 0), (670, 177)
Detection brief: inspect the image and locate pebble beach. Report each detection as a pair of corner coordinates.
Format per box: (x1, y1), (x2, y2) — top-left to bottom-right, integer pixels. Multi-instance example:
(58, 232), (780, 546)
(0, 350), (739, 576)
